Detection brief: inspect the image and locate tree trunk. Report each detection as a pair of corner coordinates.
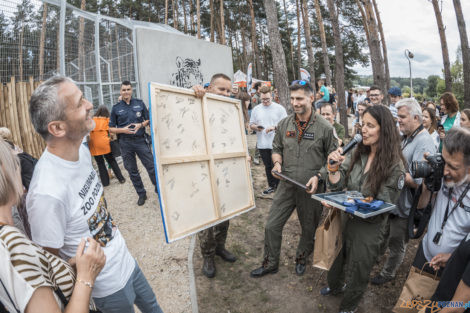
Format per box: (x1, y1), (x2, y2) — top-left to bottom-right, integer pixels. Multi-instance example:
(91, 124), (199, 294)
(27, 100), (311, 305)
(220, 0), (226, 44)
(314, 0), (331, 86)
(196, 0), (201, 38)
(301, 0), (316, 92)
(282, 0), (295, 80)
(248, 0), (261, 78)
(431, 0), (452, 92)
(210, 0), (215, 42)
(215, 8), (223, 43)
(372, 0), (390, 100)
(39, 3), (47, 80)
(165, 0), (168, 24)
(78, 0), (86, 82)
(189, 0), (195, 34)
(183, 0), (187, 33)
(326, 0), (348, 136)
(241, 25), (248, 69)
(173, 0), (179, 30)
(355, 0), (371, 48)
(362, 0), (386, 96)
(295, 0), (302, 78)
(262, 0), (290, 110)
(453, 0), (470, 108)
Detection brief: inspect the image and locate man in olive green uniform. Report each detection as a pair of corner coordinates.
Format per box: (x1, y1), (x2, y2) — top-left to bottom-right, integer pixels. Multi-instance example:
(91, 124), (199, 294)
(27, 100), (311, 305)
(320, 102), (345, 146)
(193, 73), (238, 278)
(250, 80), (337, 277)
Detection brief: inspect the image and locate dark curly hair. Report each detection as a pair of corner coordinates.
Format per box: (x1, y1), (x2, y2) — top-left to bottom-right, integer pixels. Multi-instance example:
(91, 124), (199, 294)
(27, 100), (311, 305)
(440, 92), (459, 114)
(94, 105), (110, 118)
(346, 105), (405, 197)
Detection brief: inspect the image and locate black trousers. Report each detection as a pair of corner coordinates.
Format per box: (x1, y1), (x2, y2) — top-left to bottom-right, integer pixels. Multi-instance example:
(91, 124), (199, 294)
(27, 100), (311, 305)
(259, 148), (279, 188)
(120, 136), (157, 196)
(94, 152), (125, 187)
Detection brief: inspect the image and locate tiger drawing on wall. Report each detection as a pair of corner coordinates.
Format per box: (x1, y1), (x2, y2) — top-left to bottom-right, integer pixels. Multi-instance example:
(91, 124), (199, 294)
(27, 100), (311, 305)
(170, 56), (204, 88)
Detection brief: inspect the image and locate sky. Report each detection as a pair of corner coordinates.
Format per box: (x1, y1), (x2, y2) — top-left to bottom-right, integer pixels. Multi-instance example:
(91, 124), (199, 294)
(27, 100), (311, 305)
(351, 0), (470, 79)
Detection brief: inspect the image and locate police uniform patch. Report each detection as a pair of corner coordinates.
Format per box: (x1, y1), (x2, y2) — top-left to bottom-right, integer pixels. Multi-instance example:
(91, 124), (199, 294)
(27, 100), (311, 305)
(286, 131), (295, 138)
(303, 132), (314, 140)
(397, 174), (405, 190)
(136, 111), (142, 117)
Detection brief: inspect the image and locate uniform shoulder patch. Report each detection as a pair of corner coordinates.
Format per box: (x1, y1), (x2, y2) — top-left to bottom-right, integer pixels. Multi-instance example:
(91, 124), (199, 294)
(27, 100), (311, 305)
(397, 174), (405, 190)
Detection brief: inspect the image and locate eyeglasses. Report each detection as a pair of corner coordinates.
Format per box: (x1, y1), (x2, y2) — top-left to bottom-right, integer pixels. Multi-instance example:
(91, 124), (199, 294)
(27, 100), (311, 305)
(261, 98), (271, 102)
(291, 80), (308, 86)
(369, 93), (381, 97)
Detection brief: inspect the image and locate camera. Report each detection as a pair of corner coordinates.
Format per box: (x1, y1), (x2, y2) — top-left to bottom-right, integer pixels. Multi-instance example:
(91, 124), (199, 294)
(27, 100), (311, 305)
(411, 153), (445, 192)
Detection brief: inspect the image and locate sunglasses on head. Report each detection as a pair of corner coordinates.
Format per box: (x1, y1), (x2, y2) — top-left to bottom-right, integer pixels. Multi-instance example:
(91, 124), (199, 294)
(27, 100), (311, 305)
(291, 80), (308, 86)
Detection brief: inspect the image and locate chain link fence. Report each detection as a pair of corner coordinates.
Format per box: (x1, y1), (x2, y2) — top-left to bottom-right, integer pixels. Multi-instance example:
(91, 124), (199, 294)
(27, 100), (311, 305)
(0, 0), (141, 109)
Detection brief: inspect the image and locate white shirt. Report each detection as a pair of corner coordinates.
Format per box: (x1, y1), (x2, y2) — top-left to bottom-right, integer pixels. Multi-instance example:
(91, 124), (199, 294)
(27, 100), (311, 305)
(429, 130), (440, 151)
(26, 145), (135, 298)
(250, 102), (287, 149)
(423, 181), (470, 262)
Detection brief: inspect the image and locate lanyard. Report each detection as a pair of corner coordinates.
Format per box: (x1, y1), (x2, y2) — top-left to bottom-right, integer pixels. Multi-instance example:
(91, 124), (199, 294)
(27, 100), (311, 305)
(401, 124), (424, 150)
(295, 115), (311, 143)
(440, 183), (470, 232)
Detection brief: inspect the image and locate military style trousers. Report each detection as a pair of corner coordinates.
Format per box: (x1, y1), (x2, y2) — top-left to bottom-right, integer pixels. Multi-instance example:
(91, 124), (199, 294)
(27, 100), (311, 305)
(380, 215), (409, 279)
(327, 213), (388, 311)
(263, 180), (323, 269)
(120, 136), (157, 196)
(198, 220), (230, 259)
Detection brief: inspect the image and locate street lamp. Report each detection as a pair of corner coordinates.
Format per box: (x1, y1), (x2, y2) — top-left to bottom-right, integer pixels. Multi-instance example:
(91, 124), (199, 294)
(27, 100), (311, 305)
(405, 49), (414, 98)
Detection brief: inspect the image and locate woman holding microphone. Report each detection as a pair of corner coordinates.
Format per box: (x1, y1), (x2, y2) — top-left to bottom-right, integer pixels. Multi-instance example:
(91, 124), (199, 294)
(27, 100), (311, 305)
(320, 105), (406, 313)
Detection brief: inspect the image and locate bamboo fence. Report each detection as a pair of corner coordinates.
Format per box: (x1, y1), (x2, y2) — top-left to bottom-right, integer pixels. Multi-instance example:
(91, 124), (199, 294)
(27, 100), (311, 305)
(0, 77), (46, 159)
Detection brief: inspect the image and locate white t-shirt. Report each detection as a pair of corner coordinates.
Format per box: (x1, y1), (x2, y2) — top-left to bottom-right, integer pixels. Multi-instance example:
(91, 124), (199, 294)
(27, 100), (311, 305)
(423, 181), (470, 262)
(26, 145), (135, 298)
(249, 102), (287, 149)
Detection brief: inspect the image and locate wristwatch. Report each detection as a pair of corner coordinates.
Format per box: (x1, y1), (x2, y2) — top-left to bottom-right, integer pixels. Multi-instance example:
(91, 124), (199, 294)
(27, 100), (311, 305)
(315, 173), (323, 184)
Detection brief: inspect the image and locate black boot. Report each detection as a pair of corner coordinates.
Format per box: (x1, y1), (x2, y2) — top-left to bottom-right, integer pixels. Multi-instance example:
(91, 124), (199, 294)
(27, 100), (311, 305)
(295, 262), (306, 276)
(250, 265), (278, 278)
(137, 194), (147, 206)
(215, 247), (237, 262)
(202, 257), (216, 278)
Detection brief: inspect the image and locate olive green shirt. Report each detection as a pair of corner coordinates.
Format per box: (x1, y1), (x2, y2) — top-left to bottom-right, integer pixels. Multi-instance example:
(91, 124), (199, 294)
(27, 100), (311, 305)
(272, 112), (338, 184)
(333, 122), (345, 141)
(328, 151), (405, 205)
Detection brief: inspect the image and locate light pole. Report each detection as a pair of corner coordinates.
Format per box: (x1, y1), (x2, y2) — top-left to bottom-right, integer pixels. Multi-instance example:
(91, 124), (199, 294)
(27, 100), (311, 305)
(405, 49), (414, 98)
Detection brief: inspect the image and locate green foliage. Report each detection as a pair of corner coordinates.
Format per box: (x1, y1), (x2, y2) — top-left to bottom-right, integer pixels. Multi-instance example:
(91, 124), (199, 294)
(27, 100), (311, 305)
(426, 75), (440, 98)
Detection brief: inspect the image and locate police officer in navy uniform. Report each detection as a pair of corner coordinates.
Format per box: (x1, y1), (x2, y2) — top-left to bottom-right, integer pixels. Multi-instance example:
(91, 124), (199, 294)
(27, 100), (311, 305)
(109, 81), (157, 206)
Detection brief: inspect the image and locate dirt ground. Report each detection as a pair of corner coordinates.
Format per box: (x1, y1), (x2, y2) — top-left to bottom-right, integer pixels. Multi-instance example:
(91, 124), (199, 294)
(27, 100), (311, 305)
(193, 133), (420, 313)
(103, 131), (420, 313)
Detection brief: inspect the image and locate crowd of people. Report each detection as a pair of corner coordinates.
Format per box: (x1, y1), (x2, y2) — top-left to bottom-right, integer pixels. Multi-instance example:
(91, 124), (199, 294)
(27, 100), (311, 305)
(0, 72), (470, 313)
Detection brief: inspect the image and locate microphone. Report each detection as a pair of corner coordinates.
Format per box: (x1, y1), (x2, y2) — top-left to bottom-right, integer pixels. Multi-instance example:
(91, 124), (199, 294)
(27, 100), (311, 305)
(329, 134), (362, 165)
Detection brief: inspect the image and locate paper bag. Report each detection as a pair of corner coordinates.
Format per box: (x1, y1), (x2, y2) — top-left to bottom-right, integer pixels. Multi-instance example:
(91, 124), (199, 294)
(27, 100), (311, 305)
(392, 264), (440, 313)
(313, 208), (342, 270)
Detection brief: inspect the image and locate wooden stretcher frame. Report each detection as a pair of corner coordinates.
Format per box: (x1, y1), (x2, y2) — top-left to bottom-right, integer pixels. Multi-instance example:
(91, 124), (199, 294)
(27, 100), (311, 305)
(148, 82), (255, 243)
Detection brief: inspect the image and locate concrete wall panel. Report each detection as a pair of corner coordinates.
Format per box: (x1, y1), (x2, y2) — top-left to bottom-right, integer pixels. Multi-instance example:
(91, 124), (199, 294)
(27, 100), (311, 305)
(135, 27), (234, 105)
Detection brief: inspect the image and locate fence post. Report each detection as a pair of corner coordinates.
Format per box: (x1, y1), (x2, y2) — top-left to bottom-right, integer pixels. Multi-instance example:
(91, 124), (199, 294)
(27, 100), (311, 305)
(132, 26), (140, 99)
(59, 0), (66, 75)
(95, 14), (104, 106)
